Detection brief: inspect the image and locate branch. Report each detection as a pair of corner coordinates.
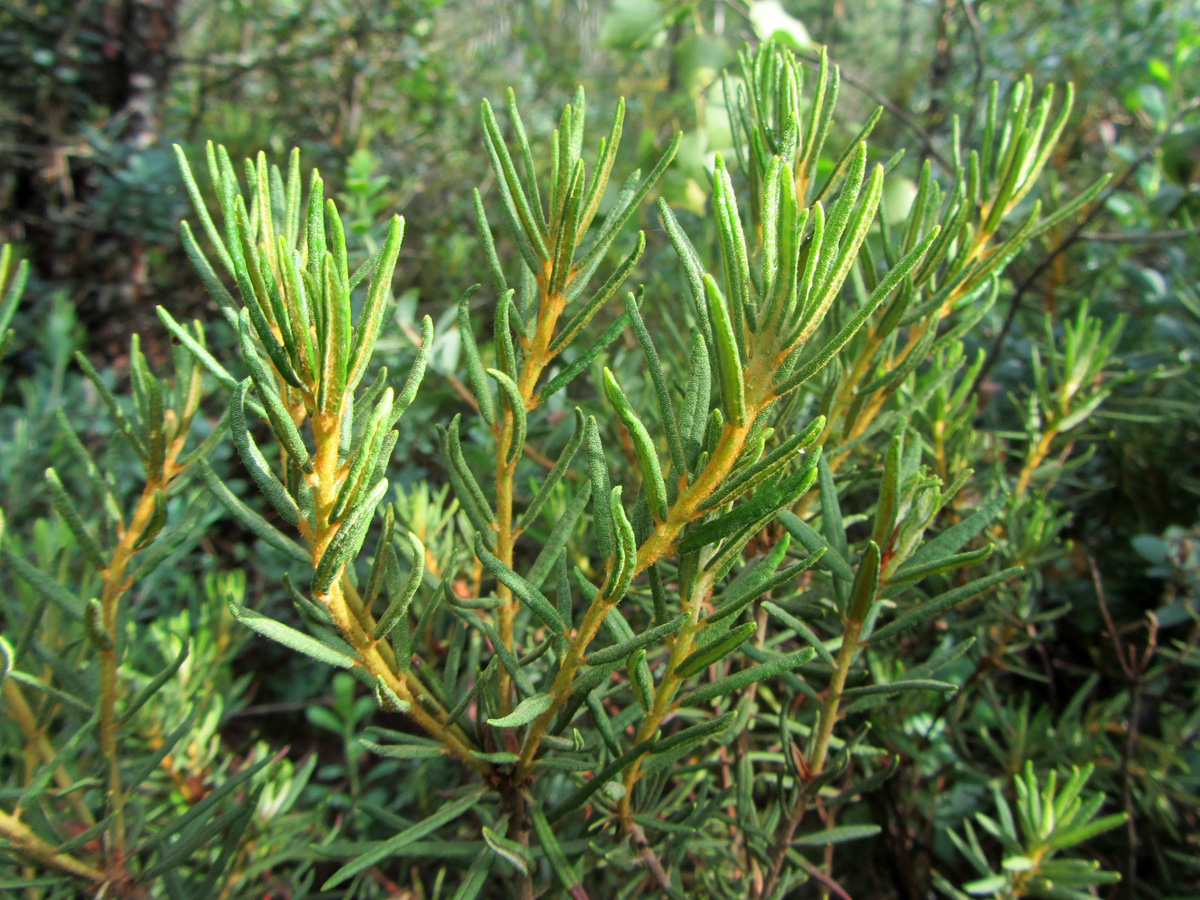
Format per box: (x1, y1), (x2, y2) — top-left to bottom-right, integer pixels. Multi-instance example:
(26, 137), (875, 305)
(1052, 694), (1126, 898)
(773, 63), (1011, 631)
(1079, 228), (1199, 243)
(973, 98), (1200, 389)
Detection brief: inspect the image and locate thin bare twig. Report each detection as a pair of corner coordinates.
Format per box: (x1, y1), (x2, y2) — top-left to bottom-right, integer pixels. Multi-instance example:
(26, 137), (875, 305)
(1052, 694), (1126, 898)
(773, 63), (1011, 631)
(629, 822), (674, 893)
(1080, 228), (1199, 243)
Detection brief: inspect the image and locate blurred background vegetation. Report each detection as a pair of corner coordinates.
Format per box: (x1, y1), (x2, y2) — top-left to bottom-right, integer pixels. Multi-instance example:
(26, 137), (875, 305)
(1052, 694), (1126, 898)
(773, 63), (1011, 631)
(2, 1), (1198, 897)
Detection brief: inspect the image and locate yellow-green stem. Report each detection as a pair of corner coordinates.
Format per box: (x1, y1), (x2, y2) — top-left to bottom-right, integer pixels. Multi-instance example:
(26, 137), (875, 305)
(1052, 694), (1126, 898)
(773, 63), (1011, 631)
(1014, 429), (1055, 500)
(516, 404), (762, 782)
(616, 567), (718, 827)
(761, 613), (863, 899)
(808, 617), (862, 776)
(2, 680), (94, 826)
(0, 808), (105, 884)
(491, 268), (562, 709)
(514, 578), (614, 778)
(94, 418), (193, 869)
(308, 410), (487, 773)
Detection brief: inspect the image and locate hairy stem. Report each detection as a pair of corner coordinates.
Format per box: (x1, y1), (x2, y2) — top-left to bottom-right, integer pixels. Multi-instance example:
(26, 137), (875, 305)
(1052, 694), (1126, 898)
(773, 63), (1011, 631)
(492, 262), (562, 709)
(308, 408), (487, 773)
(515, 403), (761, 780)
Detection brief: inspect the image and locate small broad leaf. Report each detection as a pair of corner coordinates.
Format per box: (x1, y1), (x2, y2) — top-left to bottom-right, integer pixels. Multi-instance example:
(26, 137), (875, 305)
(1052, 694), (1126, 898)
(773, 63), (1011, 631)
(489, 692), (554, 728)
(963, 874), (1008, 895)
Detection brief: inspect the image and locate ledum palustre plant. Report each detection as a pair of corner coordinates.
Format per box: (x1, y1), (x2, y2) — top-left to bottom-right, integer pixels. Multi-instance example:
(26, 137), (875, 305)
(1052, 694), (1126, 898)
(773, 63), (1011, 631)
(0, 39), (1134, 900)
(0, 239), (316, 896)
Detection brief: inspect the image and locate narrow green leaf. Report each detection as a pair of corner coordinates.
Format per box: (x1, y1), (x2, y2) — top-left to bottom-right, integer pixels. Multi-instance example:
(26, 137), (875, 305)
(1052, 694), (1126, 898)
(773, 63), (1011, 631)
(629, 648), (655, 711)
(701, 419), (824, 512)
(658, 200), (713, 347)
(574, 131), (680, 277)
(83, 599), (112, 651)
(841, 679), (956, 698)
(588, 614), (687, 666)
(762, 600), (837, 668)
(483, 825), (533, 875)
(777, 225), (941, 394)
(488, 368), (526, 465)
(331, 388), (395, 522)
(199, 460), (308, 563)
(871, 433), (904, 547)
(550, 232), (645, 354)
(238, 311), (311, 471)
(519, 409), (586, 531)
(603, 368), (668, 522)
(869, 567), (1022, 643)
(530, 798), (581, 892)
(0, 636), (11, 690)
(374, 532), (424, 639)
(526, 481), (591, 590)
(847, 541), (881, 622)
(323, 790), (485, 888)
(627, 293), (686, 480)
(444, 415), (494, 524)
(888, 545), (994, 585)
(230, 380), (300, 526)
(900, 493), (1007, 573)
(457, 285), (495, 426)
(360, 739), (442, 760)
(313, 477), (389, 595)
(705, 275), (745, 426)
(229, 600), (357, 668)
(473, 189), (508, 298)
(481, 99), (549, 264)
(682, 648), (815, 706)
(44, 468), (106, 570)
(675, 622), (757, 677)
(793, 824), (881, 846)
(549, 734), (660, 822)
(74, 352), (147, 460)
(680, 334), (712, 471)
(120, 640), (189, 723)
(474, 534), (565, 635)
(537, 310), (633, 403)
(174, 143), (235, 275)
(1045, 813), (1129, 851)
(1, 549), (80, 619)
(490, 692), (553, 728)
(347, 215), (404, 391)
(705, 550), (825, 628)
(652, 711), (736, 756)
(586, 417), (615, 559)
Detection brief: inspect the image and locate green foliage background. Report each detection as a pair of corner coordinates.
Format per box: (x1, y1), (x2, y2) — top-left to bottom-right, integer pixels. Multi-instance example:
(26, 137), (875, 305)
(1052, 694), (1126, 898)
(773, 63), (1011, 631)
(1, 1), (1198, 898)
